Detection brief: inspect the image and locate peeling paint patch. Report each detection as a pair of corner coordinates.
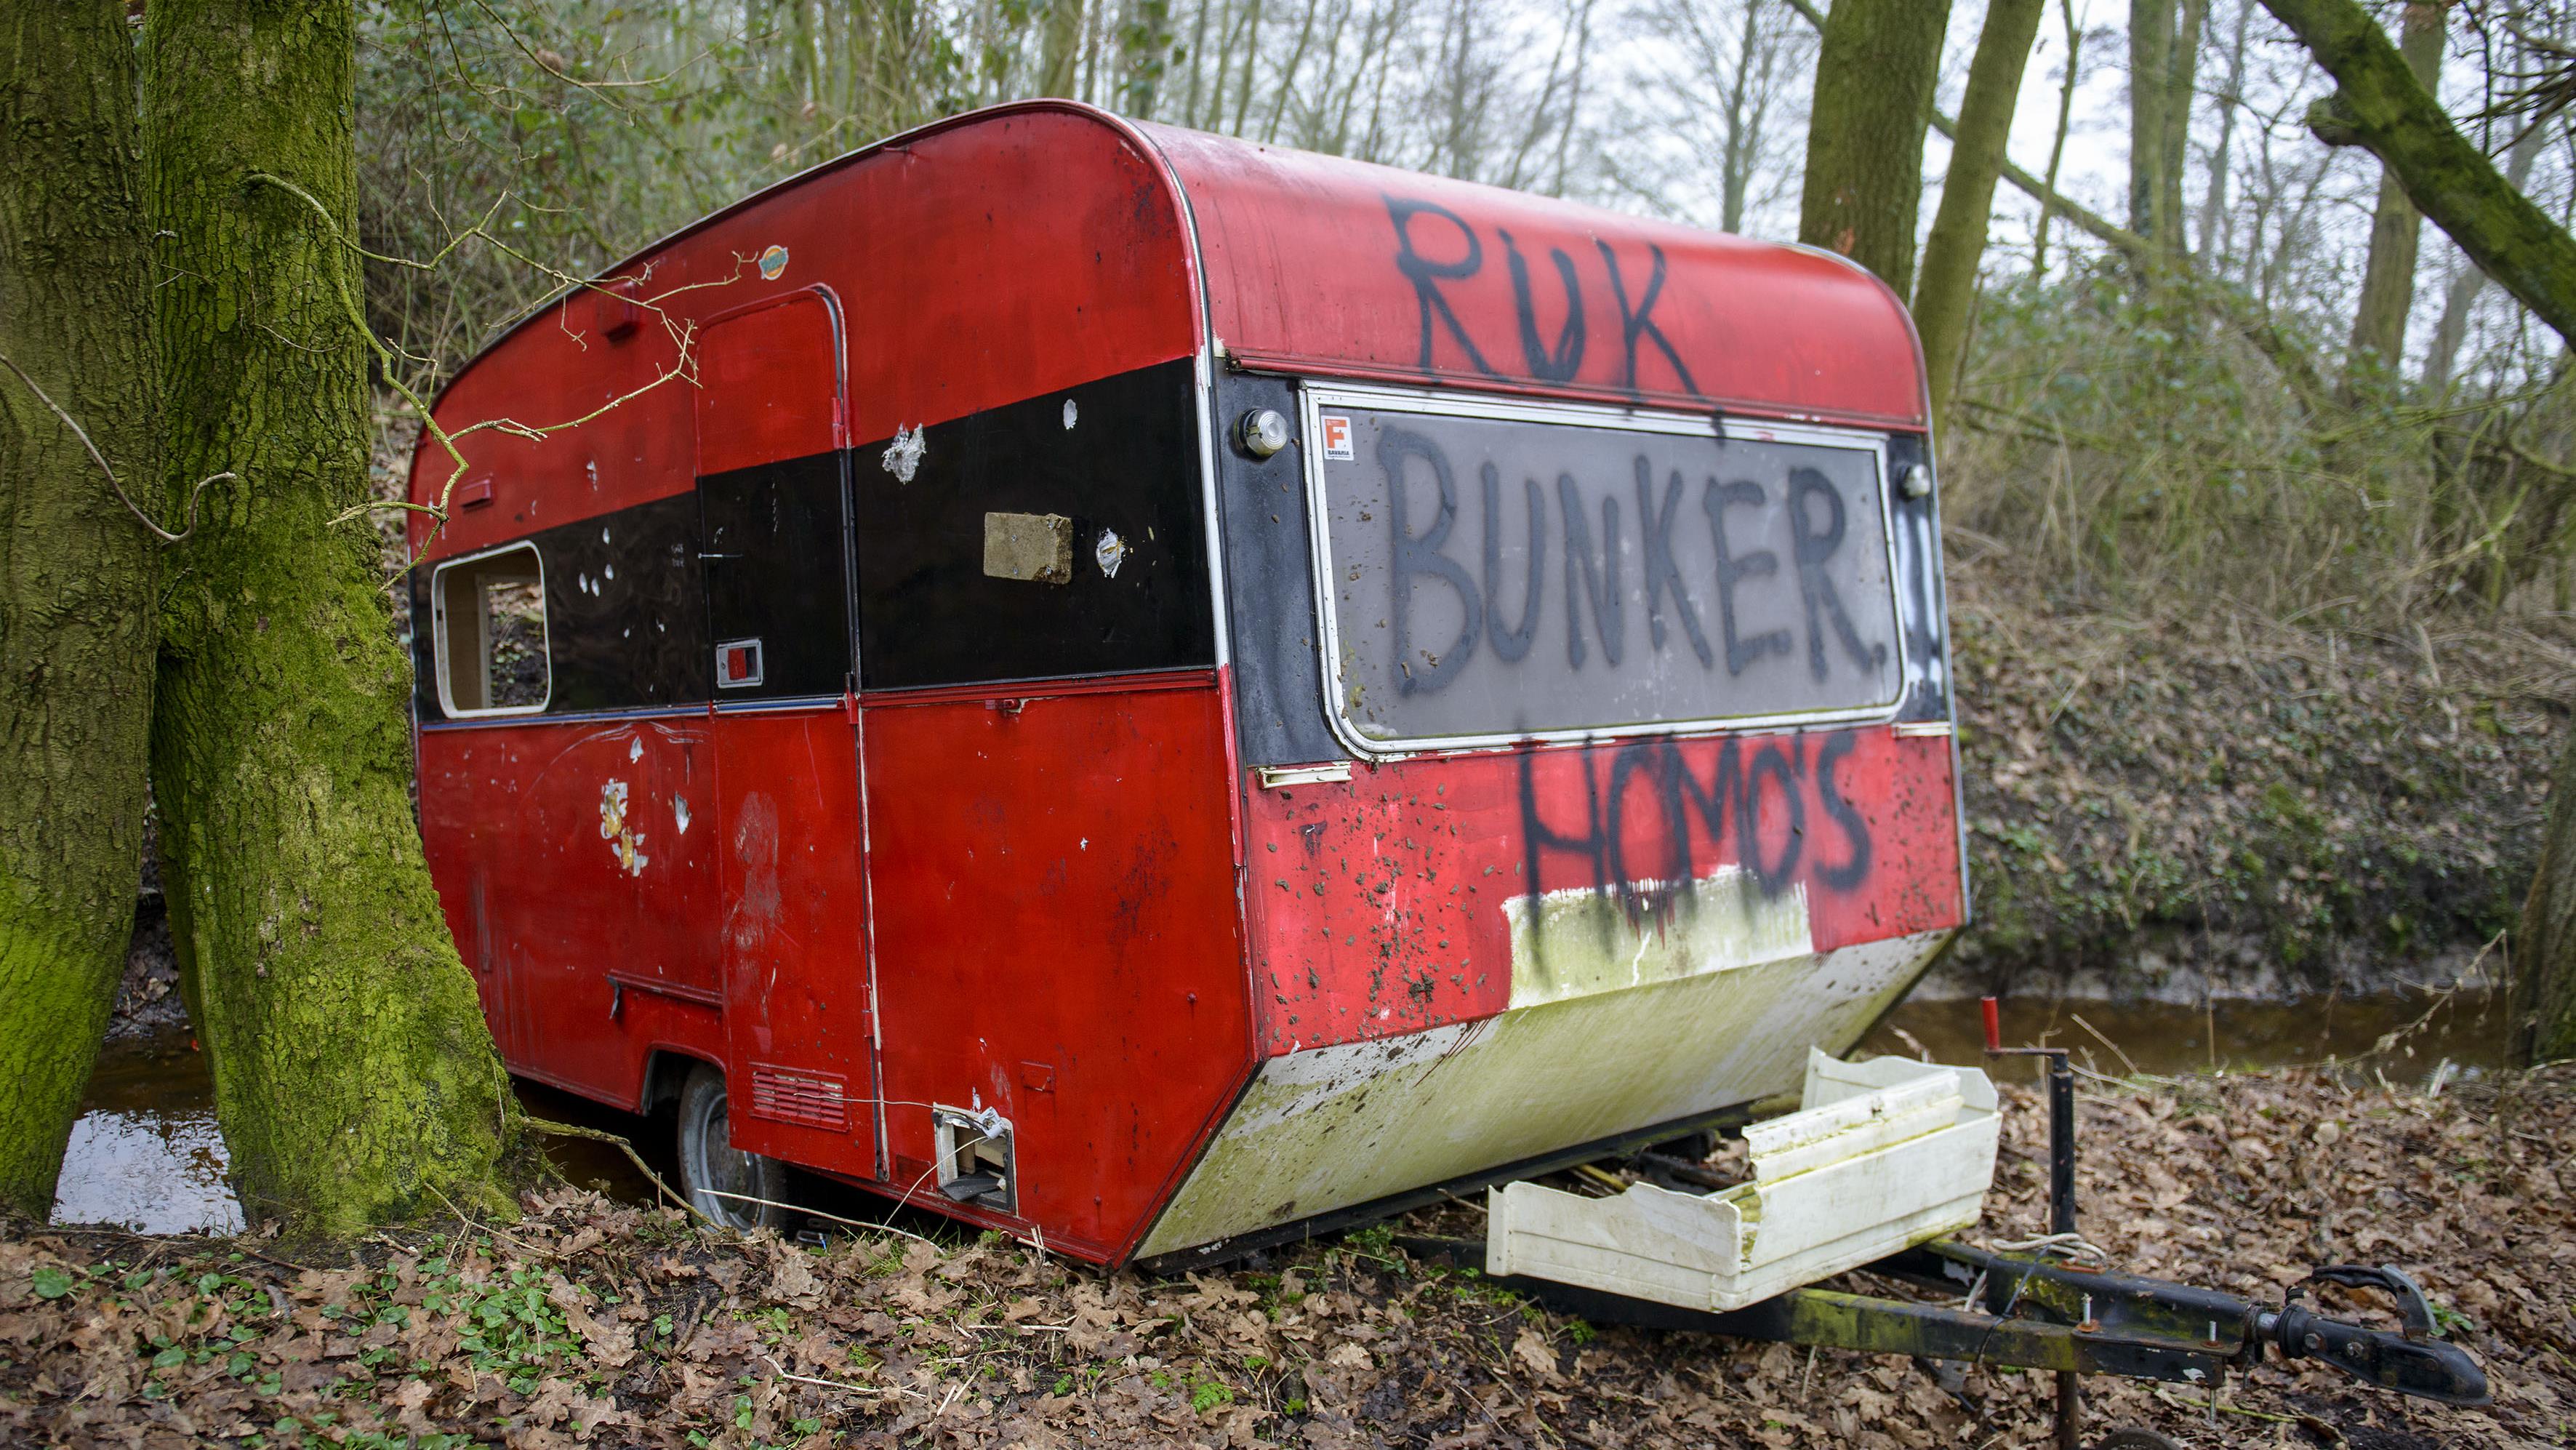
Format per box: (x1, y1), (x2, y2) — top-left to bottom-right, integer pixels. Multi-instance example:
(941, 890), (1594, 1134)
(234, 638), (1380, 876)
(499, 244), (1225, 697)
(1504, 867), (1813, 1010)
(1094, 528), (1128, 579)
(1062, 398), (1079, 430)
(881, 424), (925, 482)
(598, 780), (649, 875)
(674, 796), (692, 835)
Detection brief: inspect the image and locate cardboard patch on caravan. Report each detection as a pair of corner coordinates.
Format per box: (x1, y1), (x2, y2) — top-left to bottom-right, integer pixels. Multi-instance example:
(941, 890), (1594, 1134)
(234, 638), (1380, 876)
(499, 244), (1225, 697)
(983, 512), (1073, 583)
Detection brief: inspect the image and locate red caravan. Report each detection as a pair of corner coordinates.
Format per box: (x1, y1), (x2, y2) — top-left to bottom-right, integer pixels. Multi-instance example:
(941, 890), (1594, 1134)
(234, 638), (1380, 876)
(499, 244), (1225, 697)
(408, 101), (1967, 1267)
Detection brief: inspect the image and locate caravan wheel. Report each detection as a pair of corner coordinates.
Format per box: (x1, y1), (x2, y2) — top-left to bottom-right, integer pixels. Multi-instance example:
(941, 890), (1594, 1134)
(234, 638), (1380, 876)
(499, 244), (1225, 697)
(674, 1064), (790, 1232)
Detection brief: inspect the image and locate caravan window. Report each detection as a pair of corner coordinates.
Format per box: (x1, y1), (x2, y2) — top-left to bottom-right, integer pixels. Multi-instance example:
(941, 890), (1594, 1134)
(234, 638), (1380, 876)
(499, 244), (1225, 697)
(1305, 388), (1903, 751)
(431, 542), (550, 718)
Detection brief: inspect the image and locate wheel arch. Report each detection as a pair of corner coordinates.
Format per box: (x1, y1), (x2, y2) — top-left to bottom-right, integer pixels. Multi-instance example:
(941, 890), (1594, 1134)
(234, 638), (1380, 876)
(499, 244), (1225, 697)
(640, 1047), (721, 1115)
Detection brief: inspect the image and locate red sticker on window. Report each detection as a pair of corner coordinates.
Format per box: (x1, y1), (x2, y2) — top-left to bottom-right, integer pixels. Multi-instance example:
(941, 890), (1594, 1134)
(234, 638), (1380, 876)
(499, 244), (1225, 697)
(1319, 414), (1354, 461)
(716, 638), (764, 688)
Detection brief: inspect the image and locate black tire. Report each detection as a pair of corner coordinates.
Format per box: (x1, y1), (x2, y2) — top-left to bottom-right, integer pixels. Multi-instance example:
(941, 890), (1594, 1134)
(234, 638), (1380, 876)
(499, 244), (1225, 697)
(674, 1064), (790, 1232)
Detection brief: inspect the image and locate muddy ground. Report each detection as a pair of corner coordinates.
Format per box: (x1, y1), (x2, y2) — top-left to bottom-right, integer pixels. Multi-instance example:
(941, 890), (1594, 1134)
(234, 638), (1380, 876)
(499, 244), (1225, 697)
(11, 1059), (2571, 1449)
(1933, 573), (2576, 1001)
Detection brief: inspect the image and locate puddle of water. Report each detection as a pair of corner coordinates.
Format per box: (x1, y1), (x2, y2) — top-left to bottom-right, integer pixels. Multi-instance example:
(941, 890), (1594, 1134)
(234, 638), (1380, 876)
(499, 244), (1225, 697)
(1862, 988), (2513, 1084)
(55, 1036), (241, 1235)
(55, 988), (2516, 1232)
(52, 1031), (667, 1234)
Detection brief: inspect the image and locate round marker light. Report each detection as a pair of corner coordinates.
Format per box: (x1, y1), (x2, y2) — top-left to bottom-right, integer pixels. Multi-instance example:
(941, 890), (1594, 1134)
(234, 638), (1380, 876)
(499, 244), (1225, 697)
(1239, 408), (1291, 459)
(1901, 463), (1934, 500)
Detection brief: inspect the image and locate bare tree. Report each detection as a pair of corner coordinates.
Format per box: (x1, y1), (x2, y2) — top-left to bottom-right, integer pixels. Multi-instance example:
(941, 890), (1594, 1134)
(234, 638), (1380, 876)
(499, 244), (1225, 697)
(1616, 0), (1813, 234)
(2196, 0), (2257, 257)
(2034, 0), (2093, 276)
(2346, 1), (2451, 377)
(1916, 0), (2052, 417)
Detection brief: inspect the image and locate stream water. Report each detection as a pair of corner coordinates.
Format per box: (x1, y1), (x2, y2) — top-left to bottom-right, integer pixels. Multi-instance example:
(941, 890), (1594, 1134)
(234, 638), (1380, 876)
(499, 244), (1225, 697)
(52, 988), (2513, 1235)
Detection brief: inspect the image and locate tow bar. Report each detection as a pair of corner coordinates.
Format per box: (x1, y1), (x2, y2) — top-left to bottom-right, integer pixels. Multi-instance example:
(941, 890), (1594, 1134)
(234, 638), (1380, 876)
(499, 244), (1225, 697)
(1427, 998), (2489, 1448)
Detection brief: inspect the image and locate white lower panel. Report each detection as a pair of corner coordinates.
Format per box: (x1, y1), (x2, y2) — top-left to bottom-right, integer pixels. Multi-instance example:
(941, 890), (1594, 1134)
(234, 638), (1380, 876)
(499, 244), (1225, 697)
(1136, 929), (1951, 1259)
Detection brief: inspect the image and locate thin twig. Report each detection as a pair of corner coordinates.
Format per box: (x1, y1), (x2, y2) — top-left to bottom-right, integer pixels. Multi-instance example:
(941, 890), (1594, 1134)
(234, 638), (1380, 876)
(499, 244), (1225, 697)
(694, 1190), (942, 1249)
(758, 1352), (883, 1398)
(0, 351), (232, 543)
(517, 1114), (713, 1228)
(2066, 1014), (2147, 1079)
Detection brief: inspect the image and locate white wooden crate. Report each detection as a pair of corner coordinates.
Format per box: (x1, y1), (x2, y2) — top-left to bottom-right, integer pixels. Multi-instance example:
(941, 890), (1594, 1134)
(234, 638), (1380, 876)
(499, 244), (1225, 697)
(1485, 1049), (1999, 1312)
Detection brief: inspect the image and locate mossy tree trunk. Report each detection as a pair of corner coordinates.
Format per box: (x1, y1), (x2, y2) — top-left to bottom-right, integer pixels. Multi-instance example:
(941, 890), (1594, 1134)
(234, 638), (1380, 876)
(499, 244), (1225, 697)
(2422, 119), (2549, 394)
(1913, 0), (2048, 421)
(142, 0), (517, 1233)
(2156, 0), (2206, 259)
(2344, 1), (2447, 378)
(2127, 0), (2175, 245)
(0, 0), (163, 1220)
(2520, 726), (2576, 1063)
(1798, 0), (1950, 288)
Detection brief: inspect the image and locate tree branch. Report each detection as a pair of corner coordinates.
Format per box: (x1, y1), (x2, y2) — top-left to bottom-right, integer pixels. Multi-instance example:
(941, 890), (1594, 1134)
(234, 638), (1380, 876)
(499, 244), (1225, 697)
(2258, 0), (2576, 345)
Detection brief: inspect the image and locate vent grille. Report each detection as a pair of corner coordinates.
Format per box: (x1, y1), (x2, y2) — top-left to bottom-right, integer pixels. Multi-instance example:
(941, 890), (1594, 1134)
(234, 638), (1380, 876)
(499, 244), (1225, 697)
(747, 1065), (848, 1131)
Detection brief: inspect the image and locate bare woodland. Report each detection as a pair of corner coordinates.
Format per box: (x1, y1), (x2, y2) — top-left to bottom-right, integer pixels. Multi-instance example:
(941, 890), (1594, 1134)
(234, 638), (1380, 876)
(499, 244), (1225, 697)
(0, 0), (2572, 1259)
(3, 0), (2576, 1444)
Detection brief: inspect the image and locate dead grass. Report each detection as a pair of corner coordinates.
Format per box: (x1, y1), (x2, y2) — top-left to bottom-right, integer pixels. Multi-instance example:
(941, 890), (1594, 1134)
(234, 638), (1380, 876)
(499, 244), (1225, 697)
(6, 1061), (2569, 1449)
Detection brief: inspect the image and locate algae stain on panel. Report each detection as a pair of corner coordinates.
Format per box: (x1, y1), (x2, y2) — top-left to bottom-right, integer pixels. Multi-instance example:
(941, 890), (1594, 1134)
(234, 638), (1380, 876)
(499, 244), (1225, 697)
(1504, 866), (1812, 1010)
(1138, 928), (1955, 1258)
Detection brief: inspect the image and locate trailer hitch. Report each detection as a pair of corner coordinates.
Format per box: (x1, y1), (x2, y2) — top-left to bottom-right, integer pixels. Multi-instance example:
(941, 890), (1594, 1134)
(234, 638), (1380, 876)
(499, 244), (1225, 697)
(2263, 1264), (2488, 1406)
(1876, 1239), (2491, 1406)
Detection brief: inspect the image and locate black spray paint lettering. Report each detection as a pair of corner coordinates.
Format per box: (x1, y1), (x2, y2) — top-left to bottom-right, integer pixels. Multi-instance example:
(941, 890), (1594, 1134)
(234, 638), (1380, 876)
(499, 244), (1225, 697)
(1597, 240), (1698, 396)
(1387, 198), (1500, 377)
(1559, 475), (1623, 669)
(1813, 730), (1871, 892)
(1516, 732), (1874, 937)
(1788, 466), (1889, 683)
(1480, 462), (1546, 662)
(1380, 427), (1481, 694)
(1705, 479), (1791, 676)
(1381, 433), (1882, 692)
(1385, 194), (1696, 396)
(1636, 460), (1713, 668)
(1501, 228), (1586, 382)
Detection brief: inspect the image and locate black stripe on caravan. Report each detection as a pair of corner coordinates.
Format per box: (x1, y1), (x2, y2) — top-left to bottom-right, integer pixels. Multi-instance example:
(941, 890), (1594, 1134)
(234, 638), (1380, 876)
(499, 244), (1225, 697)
(410, 359), (1216, 720)
(409, 491), (713, 721)
(853, 356), (1213, 689)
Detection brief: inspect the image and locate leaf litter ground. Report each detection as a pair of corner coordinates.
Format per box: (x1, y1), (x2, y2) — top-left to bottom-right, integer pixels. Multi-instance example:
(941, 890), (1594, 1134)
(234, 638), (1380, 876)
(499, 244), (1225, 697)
(7, 1061), (2570, 1449)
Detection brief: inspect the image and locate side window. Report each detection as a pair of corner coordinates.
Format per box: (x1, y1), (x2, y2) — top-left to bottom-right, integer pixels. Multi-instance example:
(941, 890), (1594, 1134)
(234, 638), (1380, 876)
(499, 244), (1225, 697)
(432, 543), (550, 717)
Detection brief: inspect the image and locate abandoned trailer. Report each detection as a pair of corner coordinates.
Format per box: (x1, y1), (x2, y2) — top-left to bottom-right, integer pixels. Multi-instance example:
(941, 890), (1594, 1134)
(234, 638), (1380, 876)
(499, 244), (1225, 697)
(408, 103), (2497, 1425)
(413, 97), (1961, 1265)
